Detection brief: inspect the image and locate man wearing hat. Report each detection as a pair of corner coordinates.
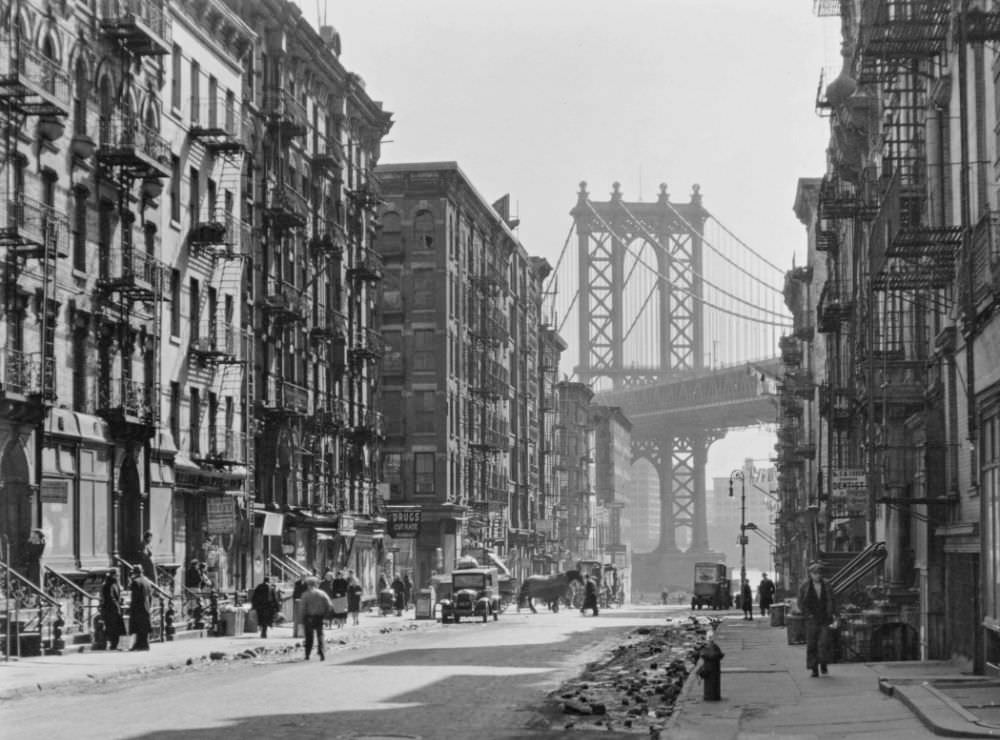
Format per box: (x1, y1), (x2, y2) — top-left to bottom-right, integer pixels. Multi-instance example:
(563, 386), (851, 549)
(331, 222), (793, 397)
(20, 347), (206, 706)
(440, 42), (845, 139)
(129, 565), (155, 651)
(797, 561), (837, 676)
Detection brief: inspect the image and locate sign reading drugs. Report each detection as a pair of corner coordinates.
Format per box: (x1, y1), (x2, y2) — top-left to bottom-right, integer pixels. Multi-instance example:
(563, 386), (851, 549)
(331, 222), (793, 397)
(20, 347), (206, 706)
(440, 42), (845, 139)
(386, 506), (422, 538)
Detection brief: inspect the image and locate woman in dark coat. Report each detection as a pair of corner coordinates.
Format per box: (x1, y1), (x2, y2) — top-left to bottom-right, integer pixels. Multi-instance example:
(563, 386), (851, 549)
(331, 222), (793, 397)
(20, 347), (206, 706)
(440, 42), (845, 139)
(330, 571), (349, 628)
(100, 570), (127, 650)
(251, 576), (280, 638)
(741, 580), (754, 620)
(581, 576), (599, 616)
(391, 575), (405, 617)
(346, 573), (363, 626)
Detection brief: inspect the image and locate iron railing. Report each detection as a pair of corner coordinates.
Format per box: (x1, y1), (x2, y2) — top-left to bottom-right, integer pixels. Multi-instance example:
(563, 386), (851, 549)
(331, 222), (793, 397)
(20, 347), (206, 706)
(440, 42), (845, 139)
(43, 567), (99, 640)
(0, 349), (54, 398)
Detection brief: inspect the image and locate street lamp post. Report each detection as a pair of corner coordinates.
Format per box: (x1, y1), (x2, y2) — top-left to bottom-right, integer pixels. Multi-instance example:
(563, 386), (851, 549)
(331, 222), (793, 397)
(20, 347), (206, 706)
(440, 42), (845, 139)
(729, 469), (747, 587)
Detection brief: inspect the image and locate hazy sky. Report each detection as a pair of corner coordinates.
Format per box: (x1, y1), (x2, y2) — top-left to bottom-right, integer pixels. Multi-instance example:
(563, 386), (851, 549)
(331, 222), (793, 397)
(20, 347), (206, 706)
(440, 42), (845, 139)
(309, 0), (840, 476)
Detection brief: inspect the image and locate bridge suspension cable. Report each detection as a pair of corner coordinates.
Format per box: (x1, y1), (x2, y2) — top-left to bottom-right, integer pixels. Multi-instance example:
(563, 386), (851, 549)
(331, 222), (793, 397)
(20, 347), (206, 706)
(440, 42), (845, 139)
(585, 200), (792, 323)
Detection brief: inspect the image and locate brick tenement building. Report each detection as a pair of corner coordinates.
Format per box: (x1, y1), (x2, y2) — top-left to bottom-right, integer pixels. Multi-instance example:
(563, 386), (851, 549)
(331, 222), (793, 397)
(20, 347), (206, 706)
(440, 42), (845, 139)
(0, 0), (392, 652)
(374, 162), (550, 587)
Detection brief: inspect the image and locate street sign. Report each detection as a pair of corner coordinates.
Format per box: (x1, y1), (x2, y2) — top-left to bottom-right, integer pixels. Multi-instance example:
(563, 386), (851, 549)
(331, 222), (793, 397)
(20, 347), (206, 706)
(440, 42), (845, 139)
(206, 496), (235, 534)
(831, 468), (867, 494)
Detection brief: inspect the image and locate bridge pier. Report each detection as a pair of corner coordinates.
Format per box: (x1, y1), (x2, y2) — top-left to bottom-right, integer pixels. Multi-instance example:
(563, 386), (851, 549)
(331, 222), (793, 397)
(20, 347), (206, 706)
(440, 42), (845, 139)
(632, 431), (722, 597)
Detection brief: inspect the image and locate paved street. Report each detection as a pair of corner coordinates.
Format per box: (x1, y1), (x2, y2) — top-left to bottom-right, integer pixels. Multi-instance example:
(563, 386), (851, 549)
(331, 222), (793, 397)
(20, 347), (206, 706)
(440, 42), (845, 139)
(3, 605), (992, 739)
(0, 607), (671, 739)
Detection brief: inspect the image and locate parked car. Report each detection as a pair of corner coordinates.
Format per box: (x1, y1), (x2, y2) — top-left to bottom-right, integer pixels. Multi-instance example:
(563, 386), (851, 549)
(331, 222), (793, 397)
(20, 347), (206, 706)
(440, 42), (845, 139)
(691, 562), (731, 610)
(439, 568), (501, 623)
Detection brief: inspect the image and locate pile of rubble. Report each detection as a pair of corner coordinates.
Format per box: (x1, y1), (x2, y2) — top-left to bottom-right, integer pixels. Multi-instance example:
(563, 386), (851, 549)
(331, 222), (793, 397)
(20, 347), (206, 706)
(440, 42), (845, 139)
(551, 616), (716, 735)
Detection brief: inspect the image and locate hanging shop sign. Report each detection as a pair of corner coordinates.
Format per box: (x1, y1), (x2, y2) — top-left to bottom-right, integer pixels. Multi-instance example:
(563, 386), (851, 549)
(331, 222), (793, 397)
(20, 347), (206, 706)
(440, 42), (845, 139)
(206, 496), (236, 535)
(831, 468), (867, 503)
(262, 512), (285, 536)
(386, 506), (422, 538)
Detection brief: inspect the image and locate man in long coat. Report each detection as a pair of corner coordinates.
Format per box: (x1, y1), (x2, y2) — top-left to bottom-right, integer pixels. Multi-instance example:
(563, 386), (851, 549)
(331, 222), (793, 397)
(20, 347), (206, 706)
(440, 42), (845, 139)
(100, 570), (126, 650)
(758, 573), (776, 617)
(251, 576), (281, 638)
(129, 565), (154, 651)
(797, 562), (838, 676)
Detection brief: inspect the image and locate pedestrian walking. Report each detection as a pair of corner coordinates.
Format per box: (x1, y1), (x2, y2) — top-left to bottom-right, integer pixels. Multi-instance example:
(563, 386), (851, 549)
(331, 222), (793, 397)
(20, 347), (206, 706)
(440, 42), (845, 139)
(581, 575), (599, 616)
(300, 577), (332, 661)
(403, 572), (413, 610)
(251, 576), (281, 638)
(100, 570), (126, 650)
(758, 573), (776, 618)
(331, 570), (349, 628)
(391, 574), (405, 617)
(741, 580), (754, 621)
(128, 565), (154, 651)
(346, 572), (363, 626)
(797, 561), (838, 677)
(138, 530), (156, 581)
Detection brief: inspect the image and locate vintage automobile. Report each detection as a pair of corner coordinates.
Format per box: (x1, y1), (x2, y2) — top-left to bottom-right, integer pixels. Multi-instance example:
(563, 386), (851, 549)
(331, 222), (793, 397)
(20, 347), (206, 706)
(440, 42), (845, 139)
(691, 561), (731, 610)
(439, 567), (501, 623)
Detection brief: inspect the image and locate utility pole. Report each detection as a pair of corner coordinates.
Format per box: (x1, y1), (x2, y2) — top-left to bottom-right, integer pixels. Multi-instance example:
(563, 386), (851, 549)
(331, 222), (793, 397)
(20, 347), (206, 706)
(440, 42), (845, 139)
(729, 469), (747, 586)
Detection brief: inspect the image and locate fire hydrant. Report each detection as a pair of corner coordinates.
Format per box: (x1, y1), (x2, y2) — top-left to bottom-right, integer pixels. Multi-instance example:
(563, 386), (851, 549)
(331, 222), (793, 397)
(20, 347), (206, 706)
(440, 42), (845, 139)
(698, 636), (725, 701)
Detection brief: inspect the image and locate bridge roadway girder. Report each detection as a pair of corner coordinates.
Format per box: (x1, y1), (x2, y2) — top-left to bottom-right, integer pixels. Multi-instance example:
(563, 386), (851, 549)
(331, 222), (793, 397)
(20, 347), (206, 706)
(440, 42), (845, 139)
(594, 359), (782, 436)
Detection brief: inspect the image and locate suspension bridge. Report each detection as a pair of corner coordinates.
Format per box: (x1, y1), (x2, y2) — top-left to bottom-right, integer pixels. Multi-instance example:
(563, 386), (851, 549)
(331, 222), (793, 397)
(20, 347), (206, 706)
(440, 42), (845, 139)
(543, 180), (792, 592)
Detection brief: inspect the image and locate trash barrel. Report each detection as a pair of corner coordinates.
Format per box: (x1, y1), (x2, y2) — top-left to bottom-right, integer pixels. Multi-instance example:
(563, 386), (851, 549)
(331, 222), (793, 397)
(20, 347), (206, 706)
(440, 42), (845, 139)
(415, 588), (435, 620)
(786, 614), (806, 645)
(244, 607), (258, 633)
(770, 602), (787, 627)
(220, 607), (245, 636)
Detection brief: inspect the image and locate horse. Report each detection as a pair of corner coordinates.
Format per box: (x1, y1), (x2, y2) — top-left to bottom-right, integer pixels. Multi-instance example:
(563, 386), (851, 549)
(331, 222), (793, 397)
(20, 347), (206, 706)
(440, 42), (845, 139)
(518, 570), (583, 614)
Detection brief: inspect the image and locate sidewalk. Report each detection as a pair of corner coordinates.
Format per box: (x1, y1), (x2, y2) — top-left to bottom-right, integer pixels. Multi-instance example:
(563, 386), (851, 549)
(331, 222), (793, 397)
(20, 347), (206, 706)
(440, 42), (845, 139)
(668, 614), (1000, 739)
(0, 610), (437, 701)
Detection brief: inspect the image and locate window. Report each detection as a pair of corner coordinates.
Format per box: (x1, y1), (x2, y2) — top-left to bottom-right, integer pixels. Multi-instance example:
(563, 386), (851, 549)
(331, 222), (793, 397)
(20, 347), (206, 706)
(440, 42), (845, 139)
(170, 155), (181, 222)
(207, 75), (218, 128)
(414, 329), (435, 372)
(413, 210), (434, 248)
(171, 45), (181, 110)
(190, 60), (200, 123)
(383, 390), (402, 435)
(414, 390), (436, 433)
(74, 59), (89, 136)
(189, 278), (200, 341)
(72, 331), (87, 412)
(414, 452), (435, 495)
(413, 274), (435, 309)
(73, 189), (87, 271)
(189, 166), (199, 221)
(169, 382), (180, 442)
(170, 269), (181, 336)
(189, 387), (200, 453)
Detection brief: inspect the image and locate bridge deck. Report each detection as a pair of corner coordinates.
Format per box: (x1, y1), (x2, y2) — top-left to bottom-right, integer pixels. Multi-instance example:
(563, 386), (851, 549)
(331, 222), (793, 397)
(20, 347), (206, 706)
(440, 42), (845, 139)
(593, 359), (782, 435)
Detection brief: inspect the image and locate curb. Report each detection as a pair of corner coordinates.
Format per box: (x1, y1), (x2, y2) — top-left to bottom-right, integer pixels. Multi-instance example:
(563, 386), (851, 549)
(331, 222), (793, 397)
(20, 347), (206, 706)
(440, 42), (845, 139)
(883, 679), (1000, 739)
(0, 620), (440, 702)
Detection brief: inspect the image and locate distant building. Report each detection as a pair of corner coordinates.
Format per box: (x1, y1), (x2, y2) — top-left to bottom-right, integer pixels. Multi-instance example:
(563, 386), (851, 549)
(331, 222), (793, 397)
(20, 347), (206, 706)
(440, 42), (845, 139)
(591, 405), (632, 569)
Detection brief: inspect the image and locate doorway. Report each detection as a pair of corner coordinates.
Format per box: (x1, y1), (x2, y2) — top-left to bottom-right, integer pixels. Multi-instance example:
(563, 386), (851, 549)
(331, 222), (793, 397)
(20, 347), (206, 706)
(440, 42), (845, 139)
(118, 457), (143, 564)
(0, 441), (33, 571)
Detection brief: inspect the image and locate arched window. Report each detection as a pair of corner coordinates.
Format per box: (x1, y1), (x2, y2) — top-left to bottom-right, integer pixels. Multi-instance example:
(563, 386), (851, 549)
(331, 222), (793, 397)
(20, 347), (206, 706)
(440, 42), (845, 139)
(381, 212), (401, 233)
(41, 36), (57, 95)
(413, 210), (434, 249)
(74, 58), (89, 136)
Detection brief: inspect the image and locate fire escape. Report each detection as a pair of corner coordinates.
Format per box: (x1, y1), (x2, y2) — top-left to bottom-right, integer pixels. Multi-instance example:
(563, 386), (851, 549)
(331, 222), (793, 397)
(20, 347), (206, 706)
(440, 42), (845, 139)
(854, 0), (953, 554)
(92, 2), (171, 441)
(343, 169), (385, 512)
(468, 253), (510, 533)
(187, 90), (252, 478)
(0, 26), (71, 421)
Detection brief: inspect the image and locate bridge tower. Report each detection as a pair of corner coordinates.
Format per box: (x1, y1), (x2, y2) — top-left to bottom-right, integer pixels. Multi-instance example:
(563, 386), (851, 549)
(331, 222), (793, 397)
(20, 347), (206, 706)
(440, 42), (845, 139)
(571, 181), (718, 564)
